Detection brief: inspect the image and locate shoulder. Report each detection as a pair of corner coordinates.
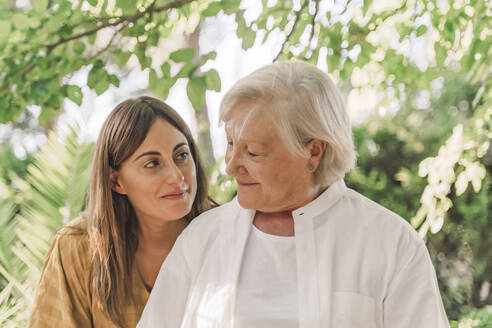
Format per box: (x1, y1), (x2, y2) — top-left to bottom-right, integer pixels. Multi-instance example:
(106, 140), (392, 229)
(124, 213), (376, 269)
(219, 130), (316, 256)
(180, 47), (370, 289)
(57, 216), (89, 235)
(172, 199), (240, 267)
(54, 216), (90, 246)
(45, 216), (91, 269)
(183, 199), (239, 237)
(340, 188), (424, 248)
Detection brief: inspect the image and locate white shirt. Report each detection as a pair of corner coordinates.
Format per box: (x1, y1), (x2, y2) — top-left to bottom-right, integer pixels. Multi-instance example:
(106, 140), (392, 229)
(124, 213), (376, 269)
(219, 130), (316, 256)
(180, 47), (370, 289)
(235, 225), (298, 327)
(138, 180), (449, 328)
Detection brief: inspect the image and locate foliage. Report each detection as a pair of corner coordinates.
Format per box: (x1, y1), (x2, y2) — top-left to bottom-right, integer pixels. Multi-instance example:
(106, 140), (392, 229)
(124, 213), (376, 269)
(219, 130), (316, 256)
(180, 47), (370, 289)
(0, 126), (93, 326)
(208, 157), (237, 205)
(1, 0), (490, 235)
(450, 306), (492, 328)
(346, 73), (491, 318)
(0, 0), (490, 324)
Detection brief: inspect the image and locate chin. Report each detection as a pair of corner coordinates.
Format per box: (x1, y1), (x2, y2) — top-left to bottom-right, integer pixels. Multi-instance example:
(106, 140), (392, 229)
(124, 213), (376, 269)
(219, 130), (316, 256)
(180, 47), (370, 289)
(237, 194), (259, 210)
(167, 205), (193, 221)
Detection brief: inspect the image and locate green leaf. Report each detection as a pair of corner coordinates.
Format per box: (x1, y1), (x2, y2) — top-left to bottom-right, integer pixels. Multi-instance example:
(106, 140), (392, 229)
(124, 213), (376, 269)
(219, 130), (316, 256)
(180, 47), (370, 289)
(204, 69), (221, 92)
(398, 24), (413, 41)
(34, 0), (49, 12)
(222, 0), (240, 15)
(434, 43), (447, 67)
(93, 79), (110, 95)
(108, 74), (119, 88)
(0, 21), (11, 42)
(363, 0), (371, 16)
(38, 107), (59, 125)
(87, 0), (97, 5)
(445, 20), (454, 33)
(161, 62), (171, 77)
(65, 85), (82, 106)
(236, 12), (256, 50)
(241, 29), (256, 50)
(149, 69), (159, 93)
(416, 25), (427, 37)
(289, 17), (309, 44)
(175, 63), (194, 78)
(149, 69), (175, 100)
(170, 48), (195, 62)
(201, 51), (217, 62)
(72, 41), (85, 55)
(327, 54), (339, 72)
(58, 1), (73, 13)
(187, 77), (206, 111)
(117, 0), (136, 14)
(87, 62), (111, 95)
(203, 2), (222, 17)
(11, 14), (32, 31)
(87, 33), (96, 44)
(114, 51), (131, 69)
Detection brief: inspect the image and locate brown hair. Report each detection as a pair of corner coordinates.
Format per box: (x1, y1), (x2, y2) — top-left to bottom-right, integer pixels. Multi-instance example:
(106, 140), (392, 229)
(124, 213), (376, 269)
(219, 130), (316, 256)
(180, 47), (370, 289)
(85, 96), (211, 325)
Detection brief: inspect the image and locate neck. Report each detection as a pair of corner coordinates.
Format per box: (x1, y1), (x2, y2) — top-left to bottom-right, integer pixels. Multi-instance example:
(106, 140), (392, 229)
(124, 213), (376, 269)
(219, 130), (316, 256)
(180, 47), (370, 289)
(253, 183), (328, 237)
(262, 183), (328, 218)
(137, 218), (187, 254)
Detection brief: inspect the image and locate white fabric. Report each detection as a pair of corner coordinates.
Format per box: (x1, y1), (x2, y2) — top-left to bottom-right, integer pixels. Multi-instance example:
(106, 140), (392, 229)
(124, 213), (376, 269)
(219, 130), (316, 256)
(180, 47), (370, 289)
(235, 225), (298, 328)
(138, 180), (450, 328)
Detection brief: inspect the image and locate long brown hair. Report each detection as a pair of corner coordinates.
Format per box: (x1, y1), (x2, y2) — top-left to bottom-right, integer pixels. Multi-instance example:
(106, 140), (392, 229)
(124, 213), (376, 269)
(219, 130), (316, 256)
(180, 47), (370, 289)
(85, 96), (211, 325)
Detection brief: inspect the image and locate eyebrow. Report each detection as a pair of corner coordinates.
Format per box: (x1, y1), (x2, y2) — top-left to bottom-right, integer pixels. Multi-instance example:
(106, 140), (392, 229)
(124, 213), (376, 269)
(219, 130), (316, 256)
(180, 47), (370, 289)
(133, 142), (188, 162)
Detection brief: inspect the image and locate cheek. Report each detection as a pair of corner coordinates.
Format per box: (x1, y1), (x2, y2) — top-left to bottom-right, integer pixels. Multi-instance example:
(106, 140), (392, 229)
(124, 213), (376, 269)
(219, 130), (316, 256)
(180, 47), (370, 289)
(184, 163), (198, 191)
(224, 149), (231, 165)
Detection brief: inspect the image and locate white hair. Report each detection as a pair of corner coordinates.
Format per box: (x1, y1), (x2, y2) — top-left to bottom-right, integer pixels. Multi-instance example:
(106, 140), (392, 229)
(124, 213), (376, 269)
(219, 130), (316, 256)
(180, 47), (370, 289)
(219, 61), (356, 187)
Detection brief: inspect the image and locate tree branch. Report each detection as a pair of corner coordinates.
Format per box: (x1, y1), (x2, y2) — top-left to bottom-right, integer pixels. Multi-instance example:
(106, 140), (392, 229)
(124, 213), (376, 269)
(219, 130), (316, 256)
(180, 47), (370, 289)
(1, 0), (194, 92)
(308, 0), (320, 49)
(45, 0), (194, 55)
(274, 0), (310, 62)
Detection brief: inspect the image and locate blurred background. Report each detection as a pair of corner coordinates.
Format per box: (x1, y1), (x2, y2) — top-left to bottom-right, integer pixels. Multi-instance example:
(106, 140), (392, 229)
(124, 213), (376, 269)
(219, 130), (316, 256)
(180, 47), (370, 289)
(0, 0), (490, 326)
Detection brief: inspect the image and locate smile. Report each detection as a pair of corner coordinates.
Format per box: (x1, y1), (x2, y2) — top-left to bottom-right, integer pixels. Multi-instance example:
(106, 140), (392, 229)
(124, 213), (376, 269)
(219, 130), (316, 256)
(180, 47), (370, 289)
(237, 181), (258, 187)
(161, 192), (186, 200)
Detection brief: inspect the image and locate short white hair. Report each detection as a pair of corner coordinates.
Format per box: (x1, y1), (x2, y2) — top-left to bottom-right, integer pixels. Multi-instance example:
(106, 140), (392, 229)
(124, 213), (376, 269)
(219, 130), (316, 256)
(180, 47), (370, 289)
(219, 61), (356, 187)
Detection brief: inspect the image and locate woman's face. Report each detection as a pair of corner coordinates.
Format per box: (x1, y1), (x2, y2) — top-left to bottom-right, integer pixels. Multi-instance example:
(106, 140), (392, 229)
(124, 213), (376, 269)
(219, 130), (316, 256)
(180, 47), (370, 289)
(225, 101), (318, 213)
(112, 119), (197, 224)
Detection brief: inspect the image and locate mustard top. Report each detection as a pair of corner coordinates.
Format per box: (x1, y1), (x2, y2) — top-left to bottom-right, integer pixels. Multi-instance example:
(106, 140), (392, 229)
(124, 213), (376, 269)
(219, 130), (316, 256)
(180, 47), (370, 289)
(29, 217), (150, 328)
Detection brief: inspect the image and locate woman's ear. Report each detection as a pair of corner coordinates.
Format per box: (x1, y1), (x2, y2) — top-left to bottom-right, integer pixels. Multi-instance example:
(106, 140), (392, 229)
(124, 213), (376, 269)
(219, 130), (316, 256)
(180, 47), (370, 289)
(110, 168), (127, 195)
(308, 139), (327, 171)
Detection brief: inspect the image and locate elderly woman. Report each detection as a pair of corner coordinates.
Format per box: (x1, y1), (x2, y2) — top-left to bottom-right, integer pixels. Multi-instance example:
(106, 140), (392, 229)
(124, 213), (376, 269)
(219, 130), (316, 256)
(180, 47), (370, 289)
(138, 62), (449, 327)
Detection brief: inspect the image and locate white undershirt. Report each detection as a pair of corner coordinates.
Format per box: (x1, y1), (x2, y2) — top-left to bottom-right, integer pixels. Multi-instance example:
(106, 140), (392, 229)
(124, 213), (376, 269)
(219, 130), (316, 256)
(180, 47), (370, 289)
(235, 224), (298, 327)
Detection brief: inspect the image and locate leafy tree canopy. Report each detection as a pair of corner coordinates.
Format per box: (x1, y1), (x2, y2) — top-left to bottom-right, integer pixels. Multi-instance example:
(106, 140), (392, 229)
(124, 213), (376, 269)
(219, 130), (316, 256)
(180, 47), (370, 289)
(0, 0), (490, 234)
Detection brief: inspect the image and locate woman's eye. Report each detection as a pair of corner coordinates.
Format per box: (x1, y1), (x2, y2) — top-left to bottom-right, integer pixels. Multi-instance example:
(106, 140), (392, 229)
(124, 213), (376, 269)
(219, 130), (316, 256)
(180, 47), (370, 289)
(144, 159), (160, 168)
(227, 141), (233, 147)
(247, 151), (258, 157)
(175, 151), (190, 163)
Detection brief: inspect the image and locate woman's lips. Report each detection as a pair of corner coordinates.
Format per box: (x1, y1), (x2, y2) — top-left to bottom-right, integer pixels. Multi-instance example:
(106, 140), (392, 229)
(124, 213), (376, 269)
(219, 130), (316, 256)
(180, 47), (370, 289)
(161, 191), (186, 200)
(236, 181), (258, 187)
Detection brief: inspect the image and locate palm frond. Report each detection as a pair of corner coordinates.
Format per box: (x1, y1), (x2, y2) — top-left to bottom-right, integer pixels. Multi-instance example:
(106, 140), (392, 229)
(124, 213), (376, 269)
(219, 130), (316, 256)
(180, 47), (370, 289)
(0, 124), (94, 324)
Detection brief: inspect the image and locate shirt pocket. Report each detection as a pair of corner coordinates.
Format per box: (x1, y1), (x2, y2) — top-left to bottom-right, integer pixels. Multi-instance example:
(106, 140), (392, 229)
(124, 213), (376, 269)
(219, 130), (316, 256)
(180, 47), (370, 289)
(332, 291), (378, 328)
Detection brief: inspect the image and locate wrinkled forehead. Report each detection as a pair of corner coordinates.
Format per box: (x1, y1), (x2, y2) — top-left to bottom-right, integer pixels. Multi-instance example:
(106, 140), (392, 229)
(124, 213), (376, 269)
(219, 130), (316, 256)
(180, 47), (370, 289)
(224, 100), (278, 140)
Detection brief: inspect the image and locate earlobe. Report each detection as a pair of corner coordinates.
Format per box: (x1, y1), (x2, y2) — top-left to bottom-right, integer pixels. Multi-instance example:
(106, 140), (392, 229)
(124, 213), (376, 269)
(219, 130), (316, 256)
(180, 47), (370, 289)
(109, 168), (127, 195)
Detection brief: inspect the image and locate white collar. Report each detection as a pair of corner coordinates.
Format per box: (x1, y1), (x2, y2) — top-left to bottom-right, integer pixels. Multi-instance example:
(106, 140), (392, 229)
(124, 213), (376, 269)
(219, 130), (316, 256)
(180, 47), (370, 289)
(231, 179), (347, 220)
(292, 179), (347, 219)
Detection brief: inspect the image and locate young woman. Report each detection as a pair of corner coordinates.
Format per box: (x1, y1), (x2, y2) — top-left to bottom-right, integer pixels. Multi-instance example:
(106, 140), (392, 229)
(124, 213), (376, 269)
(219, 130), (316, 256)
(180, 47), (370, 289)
(29, 96), (213, 327)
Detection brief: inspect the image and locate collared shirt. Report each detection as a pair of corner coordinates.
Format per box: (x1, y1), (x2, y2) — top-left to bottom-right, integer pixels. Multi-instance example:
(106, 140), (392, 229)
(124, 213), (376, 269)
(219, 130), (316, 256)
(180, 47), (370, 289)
(138, 180), (449, 328)
(28, 217), (150, 328)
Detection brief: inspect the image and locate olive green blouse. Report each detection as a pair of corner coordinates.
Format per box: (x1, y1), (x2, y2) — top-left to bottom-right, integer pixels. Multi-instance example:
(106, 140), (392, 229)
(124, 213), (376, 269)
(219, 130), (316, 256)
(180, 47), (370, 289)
(28, 217), (150, 328)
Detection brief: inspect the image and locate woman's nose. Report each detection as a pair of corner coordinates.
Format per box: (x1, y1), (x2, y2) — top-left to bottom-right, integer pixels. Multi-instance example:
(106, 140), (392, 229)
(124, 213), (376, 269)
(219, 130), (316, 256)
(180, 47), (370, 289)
(225, 149), (244, 176)
(165, 162), (185, 185)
